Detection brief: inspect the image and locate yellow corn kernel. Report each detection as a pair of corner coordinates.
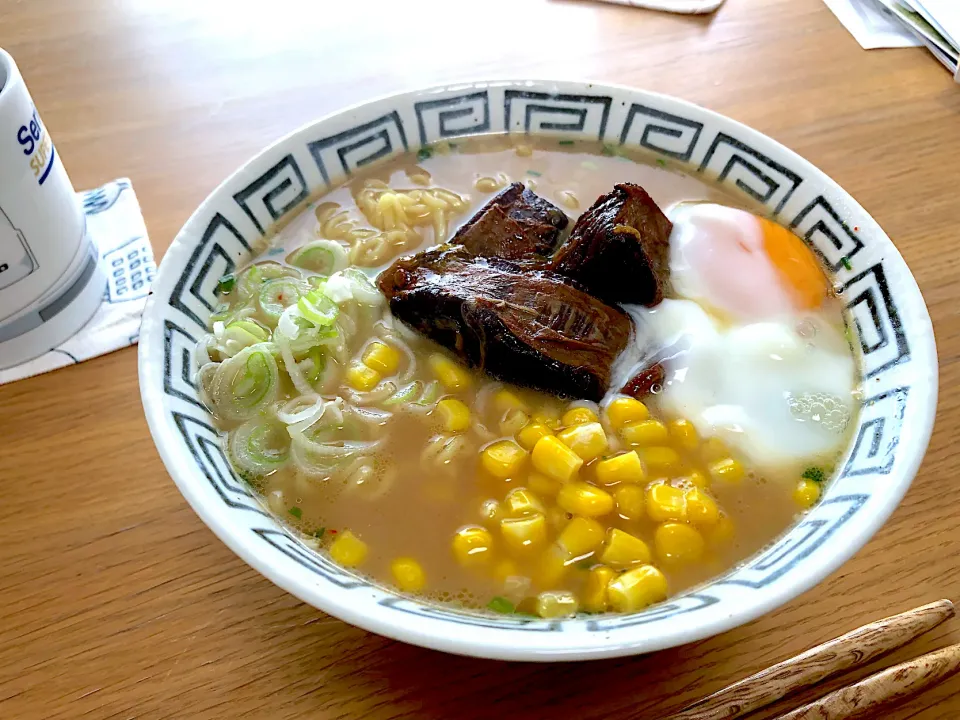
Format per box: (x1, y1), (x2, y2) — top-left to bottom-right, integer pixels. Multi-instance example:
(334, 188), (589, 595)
(499, 408), (530, 436)
(428, 353), (472, 392)
(479, 499), (502, 526)
(600, 528), (652, 568)
(557, 482), (614, 518)
(606, 396), (650, 430)
(547, 506), (571, 532)
(708, 514), (735, 546)
(345, 362), (380, 392)
(678, 470), (709, 489)
(620, 419), (668, 447)
(561, 406), (599, 427)
(436, 397), (471, 433)
(527, 470), (562, 497)
(504, 487), (545, 517)
(452, 525), (494, 566)
(557, 517), (605, 556)
(655, 522), (705, 566)
(557, 422), (609, 462)
(361, 341), (400, 375)
(536, 590), (579, 618)
(532, 435), (584, 482)
(709, 457), (745, 484)
(607, 565), (668, 612)
(686, 488), (720, 529)
(517, 422), (554, 452)
(480, 440), (528, 479)
(329, 530), (368, 567)
(646, 483), (687, 523)
(582, 566), (616, 613)
(640, 446), (682, 474)
(493, 388), (529, 415)
(700, 437), (730, 463)
(668, 418), (699, 452)
(793, 478), (821, 509)
(595, 451), (646, 486)
(532, 404), (563, 429)
(501, 514), (547, 553)
(492, 558), (520, 583)
(390, 557), (426, 592)
(614, 485), (645, 520)
(535, 546), (571, 586)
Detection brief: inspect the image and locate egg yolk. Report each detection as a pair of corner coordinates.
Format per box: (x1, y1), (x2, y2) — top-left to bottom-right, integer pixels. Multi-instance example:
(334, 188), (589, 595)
(759, 218), (828, 310)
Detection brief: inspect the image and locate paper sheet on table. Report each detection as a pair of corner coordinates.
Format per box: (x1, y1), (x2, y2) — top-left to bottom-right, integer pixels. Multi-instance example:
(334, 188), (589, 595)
(893, 0), (960, 74)
(822, 0), (922, 48)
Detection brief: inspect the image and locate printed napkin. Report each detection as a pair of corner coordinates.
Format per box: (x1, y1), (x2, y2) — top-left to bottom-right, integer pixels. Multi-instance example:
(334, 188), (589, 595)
(0, 179), (155, 385)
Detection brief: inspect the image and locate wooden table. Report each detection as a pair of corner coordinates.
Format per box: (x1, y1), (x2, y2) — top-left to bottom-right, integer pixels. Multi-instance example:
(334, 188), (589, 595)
(2, 0), (959, 717)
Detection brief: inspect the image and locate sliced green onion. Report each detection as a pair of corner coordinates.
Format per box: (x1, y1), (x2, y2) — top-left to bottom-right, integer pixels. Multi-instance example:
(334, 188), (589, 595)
(288, 240), (348, 275)
(237, 265), (263, 297)
(415, 380), (441, 407)
(297, 289), (339, 327)
(526, 170), (542, 177)
(558, 139), (575, 146)
(211, 344), (280, 421)
(342, 268), (382, 305)
(314, 527), (326, 539)
(228, 419), (289, 475)
(840, 256), (852, 271)
(601, 144), (617, 157)
(259, 278), (304, 321)
(384, 380), (423, 406)
(417, 147), (433, 161)
(288, 506), (302, 520)
(304, 346), (326, 384)
(216, 273), (236, 295)
(487, 596), (515, 614)
(656, 158), (667, 168)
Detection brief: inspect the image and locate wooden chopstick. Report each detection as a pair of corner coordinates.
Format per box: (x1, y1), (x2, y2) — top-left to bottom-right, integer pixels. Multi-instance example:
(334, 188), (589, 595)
(667, 599), (955, 720)
(775, 642), (960, 719)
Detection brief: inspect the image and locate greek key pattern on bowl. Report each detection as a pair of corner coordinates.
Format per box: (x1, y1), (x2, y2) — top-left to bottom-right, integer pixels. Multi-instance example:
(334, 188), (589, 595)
(415, 91), (491, 145)
(308, 111), (409, 186)
(233, 154), (309, 234)
(504, 90), (612, 139)
(619, 104), (703, 162)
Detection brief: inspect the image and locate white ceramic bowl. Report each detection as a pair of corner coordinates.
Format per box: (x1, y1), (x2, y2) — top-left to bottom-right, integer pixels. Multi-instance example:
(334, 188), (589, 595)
(138, 80), (938, 661)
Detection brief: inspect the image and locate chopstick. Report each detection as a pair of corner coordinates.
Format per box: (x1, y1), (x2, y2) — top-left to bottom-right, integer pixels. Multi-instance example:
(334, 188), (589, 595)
(667, 599), (955, 720)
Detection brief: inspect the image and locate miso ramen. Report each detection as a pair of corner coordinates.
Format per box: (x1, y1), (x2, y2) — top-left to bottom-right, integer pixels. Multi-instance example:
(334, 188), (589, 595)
(197, 136), (859, 618)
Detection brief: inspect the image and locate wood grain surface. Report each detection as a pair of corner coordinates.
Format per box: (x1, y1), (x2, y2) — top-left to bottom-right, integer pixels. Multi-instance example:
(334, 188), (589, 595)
(1, 0), (959, 718)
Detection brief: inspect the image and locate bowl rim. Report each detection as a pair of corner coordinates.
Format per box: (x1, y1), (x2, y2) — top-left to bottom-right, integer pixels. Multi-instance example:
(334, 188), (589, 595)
(139, 78), (939, 661)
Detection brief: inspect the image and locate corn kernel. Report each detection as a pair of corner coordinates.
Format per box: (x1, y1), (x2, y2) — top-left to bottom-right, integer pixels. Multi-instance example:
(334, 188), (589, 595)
(517, 422), (554, 451)
(640, 446), (682, 474)
(428, 353), (472, 392)
(535, 546), (570, 586)
(501, 514), (547, 553)
(492, 558), (520, 583)
(361, 341), (400, 375)
(345, 363), (380, 392)
(537, 590), (579, 618)
(709, 457), (745, 484)
(614, 485), (645, 520)
(561, 406), (599, 427)
(557, 517), (605, 556)
(600, 528), (652, 568)
(646, 483), (687, 522)
(620, 419), (668, 446)
(480, 440), (528, 479)
(557, 422), (609, 462)
(479, 499), (502, 526)
(527, 471), (562, 497)
(668, 418), (699, 452)
(390, 557), (426, 592)
(793, 478), (821, 509)
(655, 522), (705, 566)
(532, 404), (563, 429)
(595, 451), (645, 486)
(700, 437), (730, 463)
(532, 435), (583, 482)
(436, 397), (471, 433)
(547, 506), (571, 532)
(607, 565), (668, 612)
(504, 487), (545, 517)
(499, 408), (530, 436)
(606, 396), (649, 430)
(493, 388), (528, 415)
(452, 525), (494, 566)
(708, 514), (735, 546)
(329, 530), (368, 567)
(678, 470), (709, 489)
(582, 566), (616, 613)
(686, 488), (720, 529)
(557, 482), (614, 517)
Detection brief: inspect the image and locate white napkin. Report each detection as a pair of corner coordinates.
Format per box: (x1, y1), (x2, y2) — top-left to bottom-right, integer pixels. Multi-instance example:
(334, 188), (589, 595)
(0, 179), (155, 385)
(822, 0), (923, 48)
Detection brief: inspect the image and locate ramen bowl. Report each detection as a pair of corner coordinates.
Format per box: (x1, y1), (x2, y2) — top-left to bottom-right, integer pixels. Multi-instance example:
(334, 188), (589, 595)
(138, 80), (937, 661)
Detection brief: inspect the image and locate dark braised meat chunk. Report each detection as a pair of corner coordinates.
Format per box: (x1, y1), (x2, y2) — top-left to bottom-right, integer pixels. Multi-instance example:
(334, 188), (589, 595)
(451, 182), (568, 260)
(549, 183), (672, 306)
(377, 247), (631, 401)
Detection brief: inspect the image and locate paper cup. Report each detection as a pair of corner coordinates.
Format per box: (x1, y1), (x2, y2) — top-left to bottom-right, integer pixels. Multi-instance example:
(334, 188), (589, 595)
(0, 48), (105, 370)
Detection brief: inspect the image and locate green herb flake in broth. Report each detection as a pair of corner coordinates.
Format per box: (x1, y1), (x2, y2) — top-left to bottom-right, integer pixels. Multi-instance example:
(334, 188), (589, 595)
(487, 596), (516, 614)
(526, 170), (542, 177)
(313, 527), (326, 539)
(288, 506), (303, 520)
(416, 147), (433, 162)
(601, 144), (617, 157)
(558, 140), (575, 146)
(841, 256), (852, 271)
(656, 158), (667, 168)
(216, 273), (236, 295)
(802, 467), (825, 483)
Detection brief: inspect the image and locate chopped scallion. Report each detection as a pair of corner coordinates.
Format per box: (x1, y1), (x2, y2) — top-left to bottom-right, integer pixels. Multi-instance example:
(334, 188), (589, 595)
(841, 256), (852, 271)
(656, 158), (667, 168)
(417, 147), (433, 161)
(487, 596), (516, 614)
(526, 170), (542, 177)
(558, 139), (575, 146)
(216, 273), (236, 295)
(288, 506), (303, 519)
(314, 527), (326, 539)
(601, 144), (617, 157)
